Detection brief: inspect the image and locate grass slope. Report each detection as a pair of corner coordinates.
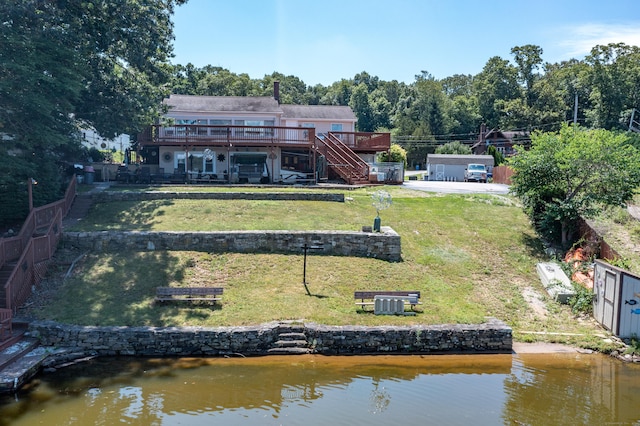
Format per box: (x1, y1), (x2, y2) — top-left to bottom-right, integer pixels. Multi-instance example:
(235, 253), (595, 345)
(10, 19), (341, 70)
(24, 187), (610, 350)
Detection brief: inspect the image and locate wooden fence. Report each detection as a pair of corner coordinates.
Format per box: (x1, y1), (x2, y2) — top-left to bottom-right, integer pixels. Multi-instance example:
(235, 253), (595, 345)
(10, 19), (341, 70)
(492, 165), (514, 185)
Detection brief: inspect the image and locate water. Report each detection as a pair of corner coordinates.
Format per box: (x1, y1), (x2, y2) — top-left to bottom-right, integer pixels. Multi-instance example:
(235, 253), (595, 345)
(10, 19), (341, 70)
(1, 353), (639, 425)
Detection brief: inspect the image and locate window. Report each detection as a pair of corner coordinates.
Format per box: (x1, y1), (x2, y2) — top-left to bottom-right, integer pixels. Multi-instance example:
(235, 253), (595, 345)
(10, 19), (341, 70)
(210, 119), (232, 136)
(331, 123), (343, 132)
(204, 156), (214, 173)
(196, 119), (208, 136)
(175, 152), (186, 172)
(175, 119), (197, 136)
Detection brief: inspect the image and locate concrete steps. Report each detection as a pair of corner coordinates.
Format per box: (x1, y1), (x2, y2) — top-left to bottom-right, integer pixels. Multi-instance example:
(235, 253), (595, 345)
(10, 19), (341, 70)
(267, 323), (312, 355)
(0, 337), (45, 394)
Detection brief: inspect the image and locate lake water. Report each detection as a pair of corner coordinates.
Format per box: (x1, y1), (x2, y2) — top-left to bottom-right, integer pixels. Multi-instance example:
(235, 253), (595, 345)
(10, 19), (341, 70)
(1, 353), (639, 425)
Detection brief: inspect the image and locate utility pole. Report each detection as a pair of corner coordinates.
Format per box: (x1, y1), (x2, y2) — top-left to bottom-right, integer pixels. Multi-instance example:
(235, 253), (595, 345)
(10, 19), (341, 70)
(27, 178), (37, 212)
(573, 93), (579, 125)
(301, 243), (323, 296)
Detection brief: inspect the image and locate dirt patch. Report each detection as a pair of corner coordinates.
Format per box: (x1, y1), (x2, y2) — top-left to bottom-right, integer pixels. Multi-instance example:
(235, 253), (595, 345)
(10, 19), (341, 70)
(522, 286), (548, 319)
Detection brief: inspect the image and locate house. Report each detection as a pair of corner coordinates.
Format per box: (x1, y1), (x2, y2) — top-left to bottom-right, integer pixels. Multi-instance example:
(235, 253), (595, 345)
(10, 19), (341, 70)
(471, 124), (530, 156)
(81, 129), (131, 154)
(426, 154), (494, 182)
(136, 83), (390, 185)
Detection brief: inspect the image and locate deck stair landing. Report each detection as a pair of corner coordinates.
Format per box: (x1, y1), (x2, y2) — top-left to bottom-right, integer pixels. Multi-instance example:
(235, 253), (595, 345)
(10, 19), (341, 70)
(267, 322), (311, 355)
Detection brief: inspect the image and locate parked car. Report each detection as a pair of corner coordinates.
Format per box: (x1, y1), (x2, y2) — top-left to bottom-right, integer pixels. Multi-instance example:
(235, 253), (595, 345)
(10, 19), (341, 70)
(464, 164), (488, 183)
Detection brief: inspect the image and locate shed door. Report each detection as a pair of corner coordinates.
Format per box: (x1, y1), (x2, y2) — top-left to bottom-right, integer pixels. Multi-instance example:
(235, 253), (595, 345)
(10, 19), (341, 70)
(619, 274), (640, 338)
(435, 164), (445, 181)
(595, 263), (618, 332)
(601, 269), (617, 332)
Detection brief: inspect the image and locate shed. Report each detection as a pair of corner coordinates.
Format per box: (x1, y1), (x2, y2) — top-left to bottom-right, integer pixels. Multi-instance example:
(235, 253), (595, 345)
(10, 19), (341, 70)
(593, 260), (640, 338)
(426, 154), (494, 182)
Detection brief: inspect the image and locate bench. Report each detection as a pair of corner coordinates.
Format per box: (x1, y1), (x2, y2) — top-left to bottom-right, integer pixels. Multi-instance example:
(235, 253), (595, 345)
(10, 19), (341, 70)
(155, 287), (223, 303)
(354, 291), (421, 311)
(0, 308), (12, 340)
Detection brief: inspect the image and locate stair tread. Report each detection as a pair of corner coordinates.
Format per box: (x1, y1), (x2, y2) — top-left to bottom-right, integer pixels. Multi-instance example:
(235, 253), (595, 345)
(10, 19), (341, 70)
(267, 347), (311, 354)
(277, 332), (306, 338)
(274, 340), (308, 347)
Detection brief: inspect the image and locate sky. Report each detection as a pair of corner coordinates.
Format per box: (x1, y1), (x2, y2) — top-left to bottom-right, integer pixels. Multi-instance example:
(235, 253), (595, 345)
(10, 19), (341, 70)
(171, 0), (640, 86)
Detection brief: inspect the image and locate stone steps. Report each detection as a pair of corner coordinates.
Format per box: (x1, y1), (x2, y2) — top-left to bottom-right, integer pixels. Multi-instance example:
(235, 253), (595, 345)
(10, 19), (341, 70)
(268, 323), (311, 355)
(0, 337), (45, 393)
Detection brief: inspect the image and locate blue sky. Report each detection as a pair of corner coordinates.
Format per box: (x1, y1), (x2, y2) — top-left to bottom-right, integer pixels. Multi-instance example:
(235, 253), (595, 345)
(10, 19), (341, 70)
(171, 0), (640, 86)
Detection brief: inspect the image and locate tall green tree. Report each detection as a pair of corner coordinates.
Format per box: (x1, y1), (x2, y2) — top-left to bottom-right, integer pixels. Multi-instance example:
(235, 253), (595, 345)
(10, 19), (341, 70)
(509, 123), (640, 247)
(511, 45), (543, 107)
(0, 0), (185, 225)
(435, 141), (471, 155)
(585, 43), (640, 130)
(474, 56), (520, 128)
(350, 83), (375, 132)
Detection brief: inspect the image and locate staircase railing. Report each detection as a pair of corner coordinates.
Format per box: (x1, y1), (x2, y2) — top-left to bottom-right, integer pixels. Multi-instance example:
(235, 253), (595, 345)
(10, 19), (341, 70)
(316, 133), (370, 184)
(0, 176), (76, 313)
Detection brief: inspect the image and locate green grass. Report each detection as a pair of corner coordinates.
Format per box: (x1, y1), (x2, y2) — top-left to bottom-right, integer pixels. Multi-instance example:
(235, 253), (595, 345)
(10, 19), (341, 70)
(28, 186), (611, 349)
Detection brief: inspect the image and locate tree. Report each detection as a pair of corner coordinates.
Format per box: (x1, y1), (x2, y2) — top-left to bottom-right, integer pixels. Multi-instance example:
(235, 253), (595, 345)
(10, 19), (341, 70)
(0, 0), (185, 226)
(509, 123), (640, 247)
(435, 141), (471, 155)
(473, 56), (520, 128)
(487, 145), (505, 166)
(585, 43), (640, 130)
(350, 83), (375, 131)
(378, 144), (407, 166)
(511, 45), (543, 107)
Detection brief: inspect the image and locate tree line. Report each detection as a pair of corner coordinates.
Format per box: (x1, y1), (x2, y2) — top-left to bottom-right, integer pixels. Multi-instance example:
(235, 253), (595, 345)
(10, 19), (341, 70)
(2, 0), (640, 227)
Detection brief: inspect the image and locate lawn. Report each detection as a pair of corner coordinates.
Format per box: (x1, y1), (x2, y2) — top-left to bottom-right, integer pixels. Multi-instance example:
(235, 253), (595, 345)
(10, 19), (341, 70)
(25, 186), (611, 350)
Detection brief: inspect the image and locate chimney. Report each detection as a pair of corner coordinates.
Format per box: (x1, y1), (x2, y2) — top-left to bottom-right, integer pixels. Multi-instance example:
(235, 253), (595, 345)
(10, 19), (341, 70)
(274, 81), (280, 104)
(480, 123), (487, 143)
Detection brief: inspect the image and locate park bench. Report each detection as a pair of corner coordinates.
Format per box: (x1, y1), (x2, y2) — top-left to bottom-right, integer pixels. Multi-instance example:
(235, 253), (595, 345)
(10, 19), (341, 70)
(155, 287), (223, 303)
(354, 291), (421, 311)
(0, 308), (12, 340)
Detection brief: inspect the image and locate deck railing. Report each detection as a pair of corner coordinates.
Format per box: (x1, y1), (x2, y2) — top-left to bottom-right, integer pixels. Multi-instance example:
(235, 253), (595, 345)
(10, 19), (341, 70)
(139, 125), (392, 152)
(138, 125), (316, 147)
(330, 132), (391, 152)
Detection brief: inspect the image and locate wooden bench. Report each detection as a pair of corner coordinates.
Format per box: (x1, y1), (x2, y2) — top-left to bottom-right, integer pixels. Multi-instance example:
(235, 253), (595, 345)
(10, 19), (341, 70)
(155, 287), (223, 303)
(354, 291), (421, 311)
(0, 308), (12, 340)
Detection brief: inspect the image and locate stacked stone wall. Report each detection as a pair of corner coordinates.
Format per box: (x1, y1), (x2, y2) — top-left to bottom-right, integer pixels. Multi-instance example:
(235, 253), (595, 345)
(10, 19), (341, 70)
(93, 191), (344, 202)
(29, 319), (512, 358)
(62, 228), (402, 261)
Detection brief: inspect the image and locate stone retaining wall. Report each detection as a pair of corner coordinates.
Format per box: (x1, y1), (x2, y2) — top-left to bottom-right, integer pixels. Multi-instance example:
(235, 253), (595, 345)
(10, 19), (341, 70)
(94, 191), (345, 202)
(62, 227), (402, 261)
(28, 318), (512, 358)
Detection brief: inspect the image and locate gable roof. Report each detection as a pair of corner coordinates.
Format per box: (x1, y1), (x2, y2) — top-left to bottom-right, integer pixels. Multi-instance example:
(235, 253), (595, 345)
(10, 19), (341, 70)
(427, 154), (495, 166)
(280, 105), (356, 121)
(164, 95), (281, 114)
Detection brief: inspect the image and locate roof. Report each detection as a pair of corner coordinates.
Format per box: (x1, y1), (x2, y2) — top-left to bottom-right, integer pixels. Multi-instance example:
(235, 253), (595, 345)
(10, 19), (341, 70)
(427, 154), (495, 166)
(280, 105), (356, 121)
(164, 95), (281, 114)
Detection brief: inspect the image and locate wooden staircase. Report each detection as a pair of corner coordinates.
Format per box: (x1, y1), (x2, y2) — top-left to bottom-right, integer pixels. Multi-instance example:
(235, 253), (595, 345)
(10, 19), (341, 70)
(316, 133), (370, 185)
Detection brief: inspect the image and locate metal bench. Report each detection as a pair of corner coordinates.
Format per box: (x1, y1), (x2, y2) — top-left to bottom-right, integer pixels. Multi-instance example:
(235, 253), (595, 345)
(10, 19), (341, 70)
(354, 291), (421, 311)
(155, 287), (223, 303)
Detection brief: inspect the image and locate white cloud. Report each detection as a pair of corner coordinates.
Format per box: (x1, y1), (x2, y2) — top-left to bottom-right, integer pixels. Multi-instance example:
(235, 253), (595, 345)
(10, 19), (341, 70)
(557, 23), (640, 57)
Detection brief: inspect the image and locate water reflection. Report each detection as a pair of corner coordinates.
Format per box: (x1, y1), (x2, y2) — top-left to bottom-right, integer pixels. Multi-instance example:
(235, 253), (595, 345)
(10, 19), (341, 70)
(1, 354), (639, 425)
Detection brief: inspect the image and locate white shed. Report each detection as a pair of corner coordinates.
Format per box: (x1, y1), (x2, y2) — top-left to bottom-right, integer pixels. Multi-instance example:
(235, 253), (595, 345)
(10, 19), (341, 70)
(426, 154), (494, 182)
(593, 260), (640, 338)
